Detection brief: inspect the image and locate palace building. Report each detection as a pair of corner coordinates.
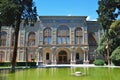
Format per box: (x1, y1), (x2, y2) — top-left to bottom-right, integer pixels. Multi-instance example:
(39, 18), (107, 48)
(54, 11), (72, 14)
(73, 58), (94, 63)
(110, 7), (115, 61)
(0, 16), (103, 64)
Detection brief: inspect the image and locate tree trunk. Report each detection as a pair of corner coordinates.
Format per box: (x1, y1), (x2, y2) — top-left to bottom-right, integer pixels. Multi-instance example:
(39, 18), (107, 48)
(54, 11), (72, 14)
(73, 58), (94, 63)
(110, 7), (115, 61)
(0, 23), (1, 39)
(11, 14), (21, 72)
(106, 30), (110, 65)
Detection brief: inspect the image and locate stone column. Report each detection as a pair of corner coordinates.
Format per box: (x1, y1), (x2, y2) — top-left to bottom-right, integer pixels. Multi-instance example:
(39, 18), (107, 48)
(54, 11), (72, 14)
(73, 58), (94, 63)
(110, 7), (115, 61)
(70, 52), (73, 64)
(52, 46), (56, 65)
(38, 47), (43, 65)
(70, 46), (76, 64)
(86, 48), (89, 63)
(73, 52), (76, 64)
(83, 50), (86, 64)
(83, 47), (89, 64)
(51, 52), (54, 64)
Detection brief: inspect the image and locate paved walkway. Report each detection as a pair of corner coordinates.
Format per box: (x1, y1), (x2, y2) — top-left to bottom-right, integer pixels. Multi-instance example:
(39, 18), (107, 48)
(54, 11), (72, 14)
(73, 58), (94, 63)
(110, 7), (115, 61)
(38, 64), (120, 68)
(0, 64), (120, 70)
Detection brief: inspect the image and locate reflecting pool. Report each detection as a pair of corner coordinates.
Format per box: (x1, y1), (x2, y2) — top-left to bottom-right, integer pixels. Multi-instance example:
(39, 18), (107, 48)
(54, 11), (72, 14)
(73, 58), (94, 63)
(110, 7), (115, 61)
(0, 67), (120, 80)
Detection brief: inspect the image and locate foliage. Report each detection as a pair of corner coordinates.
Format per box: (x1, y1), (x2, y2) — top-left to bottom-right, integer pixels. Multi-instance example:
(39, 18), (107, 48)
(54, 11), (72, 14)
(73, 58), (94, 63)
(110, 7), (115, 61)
(0, 0), (37, 72)
(97, 0), (120, 30)
(93, 59), (105, 66)
(97, 21), (120, 65)
(0, 0), (19, 26)
(110, 46), (120, 61)
(16, 62), (36, 67)
(0, 0), (37, 27)
(0, 62), (11, 66)
(0, 62), (36, 67)
(112, 60), (120, 66)
(110, 20), (120, 32)
(97, 29), (120, 55)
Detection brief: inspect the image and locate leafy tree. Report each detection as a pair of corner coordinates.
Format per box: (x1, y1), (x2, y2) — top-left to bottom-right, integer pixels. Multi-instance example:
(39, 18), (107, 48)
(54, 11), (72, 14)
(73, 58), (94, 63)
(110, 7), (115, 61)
(111, 46), (120, 61)
(0, 0), (37, 72)
(110, 20), (120, 33)
(110, 46), (120, 66)
(97, 0), (120, 65)
(97, 21), (120, 65)
(97, 0), (120, 30)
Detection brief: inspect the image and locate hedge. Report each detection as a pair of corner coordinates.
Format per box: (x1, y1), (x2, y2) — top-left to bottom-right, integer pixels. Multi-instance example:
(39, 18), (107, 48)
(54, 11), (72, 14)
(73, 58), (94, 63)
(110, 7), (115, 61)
(0, 62), (36, 67)
(93, 59), (105, 66)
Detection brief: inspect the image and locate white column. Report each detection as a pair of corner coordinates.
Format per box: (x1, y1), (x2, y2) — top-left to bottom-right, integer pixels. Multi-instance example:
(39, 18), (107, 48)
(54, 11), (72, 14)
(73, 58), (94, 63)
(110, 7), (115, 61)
(86, 50), (89, 63)
(39, 51), (42, 62)
(83, 47), (89, 64)
(38, 47), (43, 65)
(73, 52), (76, 63)
(54, 54), (56, 65)
(18, 49), (20, 62)
(83, 50), (86, 64)
(52, 46), (56, 65)
(52, 53), (54, 64)
(70, 52), (73, 64)
(71, 46), (76, 64)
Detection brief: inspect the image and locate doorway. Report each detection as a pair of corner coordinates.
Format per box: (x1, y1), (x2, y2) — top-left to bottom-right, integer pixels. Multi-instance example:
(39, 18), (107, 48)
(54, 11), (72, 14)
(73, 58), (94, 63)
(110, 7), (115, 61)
(58, 50), (67, 64)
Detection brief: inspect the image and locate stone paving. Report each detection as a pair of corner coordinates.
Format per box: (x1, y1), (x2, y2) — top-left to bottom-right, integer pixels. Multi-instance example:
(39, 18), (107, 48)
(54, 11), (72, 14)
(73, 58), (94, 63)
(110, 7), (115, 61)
(38, 64), (120, 68)
(0, 64), (120, 70)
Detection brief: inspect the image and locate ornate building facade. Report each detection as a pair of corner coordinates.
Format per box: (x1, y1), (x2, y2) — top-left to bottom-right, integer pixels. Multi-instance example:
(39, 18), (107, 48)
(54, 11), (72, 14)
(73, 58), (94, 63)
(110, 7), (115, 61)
(0, 16), (103, 64)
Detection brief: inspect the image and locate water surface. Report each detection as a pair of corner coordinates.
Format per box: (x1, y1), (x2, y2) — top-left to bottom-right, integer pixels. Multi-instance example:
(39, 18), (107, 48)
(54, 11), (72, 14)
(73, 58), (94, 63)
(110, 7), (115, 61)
(0, 67), (120, 80)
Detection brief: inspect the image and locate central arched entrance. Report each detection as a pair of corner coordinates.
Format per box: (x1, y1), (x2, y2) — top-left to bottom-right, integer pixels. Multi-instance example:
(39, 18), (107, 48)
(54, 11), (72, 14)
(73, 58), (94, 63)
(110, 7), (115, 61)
(58, 50), (67, 64)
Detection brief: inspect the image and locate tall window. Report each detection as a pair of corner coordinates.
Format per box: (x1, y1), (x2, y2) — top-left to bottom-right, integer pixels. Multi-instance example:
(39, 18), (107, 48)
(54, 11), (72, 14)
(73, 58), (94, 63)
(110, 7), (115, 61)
(88, 32), (97, 45)
(57, 25), (69, 44)
(75, 27), (83, 44)
(0, 31), (7, 46)
(43, 28), (51, 44)
(0, 51), (4, 62)
(46, 53), (50, 60)
(76, 53), (79, 60)
(19, 52), (23, 61)
(28, 32), (36, 46)
(11, 32), (15, 47)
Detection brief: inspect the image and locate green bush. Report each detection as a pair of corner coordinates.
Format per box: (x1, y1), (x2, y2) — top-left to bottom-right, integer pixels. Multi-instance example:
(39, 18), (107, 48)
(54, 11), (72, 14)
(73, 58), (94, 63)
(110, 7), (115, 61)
(17, 62), (36, 67)
(0, 62), (36, 67)
(112, 60), (120, 66)
(93, 59), (105, 66)
(0, 62), (11, 66)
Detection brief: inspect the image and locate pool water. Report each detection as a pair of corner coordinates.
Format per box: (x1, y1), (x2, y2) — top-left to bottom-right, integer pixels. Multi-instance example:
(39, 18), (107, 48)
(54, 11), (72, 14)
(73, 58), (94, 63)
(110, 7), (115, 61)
(0, 67), (120, 80)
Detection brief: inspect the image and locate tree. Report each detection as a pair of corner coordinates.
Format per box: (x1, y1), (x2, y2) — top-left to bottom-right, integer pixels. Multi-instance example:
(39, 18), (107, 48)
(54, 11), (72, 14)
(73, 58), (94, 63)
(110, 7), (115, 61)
(97, 20), (120, 65)
(97, 0), (120, 29)
(110, 20), (120, 32)
(110, 46), (120, 66)
(97, 0), (120, 65)
(0, 0), (37, 72)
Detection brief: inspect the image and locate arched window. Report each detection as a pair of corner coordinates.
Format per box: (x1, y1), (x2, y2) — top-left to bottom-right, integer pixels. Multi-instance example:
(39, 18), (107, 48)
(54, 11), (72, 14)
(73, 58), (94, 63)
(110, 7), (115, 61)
(28, 32), (36, 46)
(11, 32), (15, 47)
(0, 31), (7, 46)
(46, 53), (49, 60)
(43, 28), (51, 44)
(75, 27), (83, 44)
(57, 25), (69, 44)
(88, 32), (97, 45)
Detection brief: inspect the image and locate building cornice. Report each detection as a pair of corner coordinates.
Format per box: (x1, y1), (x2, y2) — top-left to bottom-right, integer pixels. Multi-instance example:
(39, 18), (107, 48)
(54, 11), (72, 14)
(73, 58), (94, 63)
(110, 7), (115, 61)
(39, 16), (87, 19)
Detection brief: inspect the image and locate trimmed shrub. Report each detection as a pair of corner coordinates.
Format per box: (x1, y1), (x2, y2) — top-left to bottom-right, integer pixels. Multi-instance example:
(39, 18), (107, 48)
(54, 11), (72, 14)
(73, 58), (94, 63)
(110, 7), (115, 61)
(16, 62), (36, 67)
(0, 62), (36, 67)
(112, 60), (120, 66)
(93, 59), (105, 66)
(0, 62), (11, 66)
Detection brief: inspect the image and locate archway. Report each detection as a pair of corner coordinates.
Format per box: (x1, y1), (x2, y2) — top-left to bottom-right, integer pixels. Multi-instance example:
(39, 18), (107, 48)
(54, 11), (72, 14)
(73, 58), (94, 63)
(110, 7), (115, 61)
(58, 50), (67, 64)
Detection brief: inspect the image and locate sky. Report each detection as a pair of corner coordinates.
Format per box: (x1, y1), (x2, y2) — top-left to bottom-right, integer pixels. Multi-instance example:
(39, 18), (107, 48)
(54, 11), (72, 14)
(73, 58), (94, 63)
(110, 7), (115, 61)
(34, 0), (99, 21)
